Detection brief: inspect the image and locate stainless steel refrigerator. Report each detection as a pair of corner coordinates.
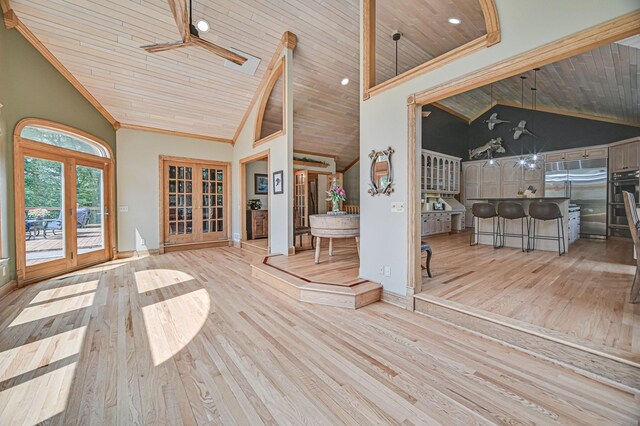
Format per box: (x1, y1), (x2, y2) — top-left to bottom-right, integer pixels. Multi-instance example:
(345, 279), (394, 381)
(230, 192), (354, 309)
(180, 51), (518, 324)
(544, 158), (608, 238)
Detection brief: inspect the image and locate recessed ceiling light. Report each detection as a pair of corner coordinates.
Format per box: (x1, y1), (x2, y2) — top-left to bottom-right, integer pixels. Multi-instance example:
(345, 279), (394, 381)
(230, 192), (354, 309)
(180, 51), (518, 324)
(341, 78), (349, 86)
(448, 18), (461, 25)
(196, 19), (210, 32)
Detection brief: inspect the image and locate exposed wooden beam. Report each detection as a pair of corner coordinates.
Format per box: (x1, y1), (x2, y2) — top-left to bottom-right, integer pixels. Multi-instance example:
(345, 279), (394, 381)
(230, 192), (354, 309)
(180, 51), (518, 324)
(118, 123), (233, 143)
(478, 0), (500, 45)
(496, 100), (640, 128)
(340, 156), (360, 173)
(7, 17), (119, 128)
(362, 0), (376, 100)
(467, 100), (497, 124)
(293, 150), (339, 162)
(431, 102), (471, 122)
(414, 10), (640, 106)
(232, 31), (297, 143)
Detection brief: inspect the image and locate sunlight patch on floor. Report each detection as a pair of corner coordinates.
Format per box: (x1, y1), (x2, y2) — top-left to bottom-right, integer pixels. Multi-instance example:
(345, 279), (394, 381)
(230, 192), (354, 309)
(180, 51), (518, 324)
(30, 281), (99, 304)
(142, 288), (210, 366)
(0, 361), (77, 424)
(135, 269), (195, 293)
(0, 326), (86, 383)
(9, 293), (96, 327)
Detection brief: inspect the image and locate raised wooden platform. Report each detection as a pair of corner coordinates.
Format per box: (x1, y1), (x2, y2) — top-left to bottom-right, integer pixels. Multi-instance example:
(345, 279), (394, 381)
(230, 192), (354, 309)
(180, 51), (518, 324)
(251, 239), (381, 308)
(415, 293), (640, 393)
(241, 239), (268, 255)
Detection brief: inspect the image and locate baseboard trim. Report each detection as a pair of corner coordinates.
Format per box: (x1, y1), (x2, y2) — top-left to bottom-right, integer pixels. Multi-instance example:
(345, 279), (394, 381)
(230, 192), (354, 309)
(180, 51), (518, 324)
(116, 249), (160, 259)
(381, 290), (409, 308)
(163, 240), (231, 253)
(0, 280), (17, 301)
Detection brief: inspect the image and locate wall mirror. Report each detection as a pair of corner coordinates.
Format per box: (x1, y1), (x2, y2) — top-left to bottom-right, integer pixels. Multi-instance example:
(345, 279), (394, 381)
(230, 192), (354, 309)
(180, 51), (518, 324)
(368, 147), (394, 196)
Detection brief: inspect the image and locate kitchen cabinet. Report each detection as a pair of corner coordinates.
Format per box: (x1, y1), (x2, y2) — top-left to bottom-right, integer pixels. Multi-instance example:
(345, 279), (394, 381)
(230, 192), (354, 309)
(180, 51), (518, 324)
(610, 141), (640, 172)
(545, 146), (608, 163)
(421, 150), (461, 194)
(421, 212), (452, 236)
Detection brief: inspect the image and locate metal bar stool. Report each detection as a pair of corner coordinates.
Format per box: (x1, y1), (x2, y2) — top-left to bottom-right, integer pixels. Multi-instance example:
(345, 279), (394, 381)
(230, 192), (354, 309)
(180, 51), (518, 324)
(528, 202), (566, 256)
(470, 203), (500, 248)
(497, 202), (529, 252)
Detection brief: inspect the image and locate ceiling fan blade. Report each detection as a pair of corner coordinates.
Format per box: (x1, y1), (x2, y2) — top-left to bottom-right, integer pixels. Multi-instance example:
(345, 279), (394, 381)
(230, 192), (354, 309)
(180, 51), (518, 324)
(142, 41), (191, 53)
(167, 0), (190, 41)
(191, 37), (247, 65)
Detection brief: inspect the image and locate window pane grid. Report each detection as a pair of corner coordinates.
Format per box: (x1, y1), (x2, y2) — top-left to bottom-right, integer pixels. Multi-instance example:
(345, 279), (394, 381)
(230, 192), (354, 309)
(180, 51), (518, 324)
(168, 165), (193, 235)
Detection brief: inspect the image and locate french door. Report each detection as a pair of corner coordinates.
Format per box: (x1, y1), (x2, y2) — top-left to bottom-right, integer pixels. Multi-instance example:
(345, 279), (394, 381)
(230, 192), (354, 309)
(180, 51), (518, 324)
(161, 157), (230, 250)
(16, 146), (113, 284)
(294, 170), (309, 228)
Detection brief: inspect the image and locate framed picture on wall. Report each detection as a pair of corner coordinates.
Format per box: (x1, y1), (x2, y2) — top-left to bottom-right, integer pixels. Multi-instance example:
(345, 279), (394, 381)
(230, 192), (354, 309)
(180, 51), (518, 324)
(273, 170), (284, 194)
(254, 173), (268, 194)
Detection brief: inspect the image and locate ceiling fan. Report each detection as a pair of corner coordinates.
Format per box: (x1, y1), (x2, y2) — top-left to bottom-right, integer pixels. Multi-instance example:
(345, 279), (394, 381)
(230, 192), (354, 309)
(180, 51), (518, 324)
(141, 0), (246, 65)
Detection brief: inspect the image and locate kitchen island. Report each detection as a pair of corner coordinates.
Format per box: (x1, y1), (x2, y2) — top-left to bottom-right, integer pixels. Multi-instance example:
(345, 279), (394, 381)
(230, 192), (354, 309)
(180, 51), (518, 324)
(467, 197), (570, 252)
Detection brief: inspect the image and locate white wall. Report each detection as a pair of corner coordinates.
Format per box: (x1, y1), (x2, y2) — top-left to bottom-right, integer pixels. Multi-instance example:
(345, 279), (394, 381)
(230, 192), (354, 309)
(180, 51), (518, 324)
(359, 0), (640, 296)
(245, 160), (269, 210)
(116, 128), (233, 252)
(343, 160), (360, 205)
(232, 47), (295, 255)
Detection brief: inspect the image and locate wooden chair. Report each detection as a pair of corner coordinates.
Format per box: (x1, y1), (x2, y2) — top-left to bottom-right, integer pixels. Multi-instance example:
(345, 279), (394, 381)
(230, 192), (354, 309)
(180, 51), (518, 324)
(622, 191), (640, 304)
(345, 205), (359, 214)
(293, 208), (314, 249)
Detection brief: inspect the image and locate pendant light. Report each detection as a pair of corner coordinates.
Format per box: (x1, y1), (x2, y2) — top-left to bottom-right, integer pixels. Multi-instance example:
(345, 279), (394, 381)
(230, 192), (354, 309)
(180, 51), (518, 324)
(483, 84), (500, 168)
(514, 75), (529, 169)
(527, 68), (542, 170)
(393, 32), (402, 76)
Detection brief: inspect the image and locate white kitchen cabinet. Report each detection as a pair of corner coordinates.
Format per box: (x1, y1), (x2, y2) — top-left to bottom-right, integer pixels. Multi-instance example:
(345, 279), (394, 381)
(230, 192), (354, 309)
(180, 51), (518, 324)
(610, 141), (640, 172)
(421, 150), (461, 194)
(545, 145), (608, 163)
(421, 212), (452, 236)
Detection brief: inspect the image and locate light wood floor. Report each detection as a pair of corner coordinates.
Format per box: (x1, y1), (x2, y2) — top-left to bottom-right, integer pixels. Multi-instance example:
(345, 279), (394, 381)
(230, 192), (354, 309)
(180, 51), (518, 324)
(268, 238), (362, 286)
(0, 247), (638, 424)
(420, 232), (640, 359)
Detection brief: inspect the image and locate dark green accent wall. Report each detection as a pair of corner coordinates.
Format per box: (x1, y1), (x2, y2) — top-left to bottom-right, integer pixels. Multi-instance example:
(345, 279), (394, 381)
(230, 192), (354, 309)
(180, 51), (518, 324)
(421, 105), (469, 159)
(0, 23), (116, 285)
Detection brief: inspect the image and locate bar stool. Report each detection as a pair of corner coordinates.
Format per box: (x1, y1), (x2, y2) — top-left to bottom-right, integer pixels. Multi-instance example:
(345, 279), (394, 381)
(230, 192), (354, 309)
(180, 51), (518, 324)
(528, 202), (566, 256)
(470, 203), (500, 248)
(497, 202), (528, 252)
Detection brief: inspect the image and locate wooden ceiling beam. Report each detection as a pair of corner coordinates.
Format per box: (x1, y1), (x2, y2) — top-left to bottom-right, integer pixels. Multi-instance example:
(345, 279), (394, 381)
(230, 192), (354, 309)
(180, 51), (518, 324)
(431, 102), (471, 123)
(118, 123), (233, 143)
(232, 31), (297, 144)
(7, 16), (119, 129)
(496, 100), (640, 128)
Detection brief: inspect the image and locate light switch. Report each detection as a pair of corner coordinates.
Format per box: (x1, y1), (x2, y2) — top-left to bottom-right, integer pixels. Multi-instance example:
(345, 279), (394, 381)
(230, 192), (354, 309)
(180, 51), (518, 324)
(391, 202), (405, 213)
(119, 206), (129, 213)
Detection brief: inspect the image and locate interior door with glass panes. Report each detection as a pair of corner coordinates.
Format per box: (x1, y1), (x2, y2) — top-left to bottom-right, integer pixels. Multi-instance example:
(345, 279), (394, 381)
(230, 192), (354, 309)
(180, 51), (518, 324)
(198, 163), (228, 241)
(164, 162), (196, 245)
(163, 160), (229, 246)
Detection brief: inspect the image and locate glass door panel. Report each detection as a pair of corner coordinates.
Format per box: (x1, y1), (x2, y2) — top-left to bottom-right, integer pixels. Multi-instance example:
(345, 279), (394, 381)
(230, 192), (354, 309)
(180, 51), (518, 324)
(201, 166), (225, 239)
(76, 165), (105, 256)
(166, 164), (195, 244)
(24, 156), (66, 267)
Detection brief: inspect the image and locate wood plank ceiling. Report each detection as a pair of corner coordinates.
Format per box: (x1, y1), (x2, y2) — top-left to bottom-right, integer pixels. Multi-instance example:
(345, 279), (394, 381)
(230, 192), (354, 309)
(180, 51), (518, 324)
(10, 0), (488, 169)
(437, 41), (640, 126)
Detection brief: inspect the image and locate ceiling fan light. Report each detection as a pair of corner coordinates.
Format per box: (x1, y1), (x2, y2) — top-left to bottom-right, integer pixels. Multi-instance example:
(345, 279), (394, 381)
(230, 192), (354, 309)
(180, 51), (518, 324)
(196, 19), (210, 32)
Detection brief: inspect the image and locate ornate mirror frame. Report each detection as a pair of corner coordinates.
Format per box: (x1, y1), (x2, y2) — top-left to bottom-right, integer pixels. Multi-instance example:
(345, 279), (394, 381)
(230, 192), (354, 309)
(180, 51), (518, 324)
(368, 146), (394, 196)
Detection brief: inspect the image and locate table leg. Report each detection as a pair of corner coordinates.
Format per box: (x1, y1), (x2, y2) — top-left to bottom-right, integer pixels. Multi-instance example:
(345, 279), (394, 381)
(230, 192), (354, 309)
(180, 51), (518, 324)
(329, 238), (334, 256)
(355, 237), (360, 257)
(315, 237), (321, 264)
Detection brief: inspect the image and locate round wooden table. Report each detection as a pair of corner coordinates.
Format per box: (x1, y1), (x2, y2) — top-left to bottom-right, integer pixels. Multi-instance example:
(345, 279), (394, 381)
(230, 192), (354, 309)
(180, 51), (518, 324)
(309, 214), (360, 264)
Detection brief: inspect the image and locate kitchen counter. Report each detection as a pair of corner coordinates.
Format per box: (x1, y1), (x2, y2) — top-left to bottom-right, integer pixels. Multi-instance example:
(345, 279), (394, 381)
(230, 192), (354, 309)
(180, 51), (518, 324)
(470, 197), (570, 252)
(467, 197), (570, 201)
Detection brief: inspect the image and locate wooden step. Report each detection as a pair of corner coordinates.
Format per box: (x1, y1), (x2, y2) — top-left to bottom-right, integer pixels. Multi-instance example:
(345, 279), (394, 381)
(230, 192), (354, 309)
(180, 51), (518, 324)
(252, 261), (381, 309)
(241, 241), (268, 255)
(414, 294), (640, 393)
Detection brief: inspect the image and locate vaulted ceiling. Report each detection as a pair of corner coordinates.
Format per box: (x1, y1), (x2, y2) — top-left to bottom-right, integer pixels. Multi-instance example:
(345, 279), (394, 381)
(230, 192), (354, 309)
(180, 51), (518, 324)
(8, 0), (487, 169)
(437, 38), (640, 127)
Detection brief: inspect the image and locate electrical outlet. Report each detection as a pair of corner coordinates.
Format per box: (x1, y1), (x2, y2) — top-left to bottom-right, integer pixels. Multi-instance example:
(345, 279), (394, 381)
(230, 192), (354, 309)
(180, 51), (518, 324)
(233, 233), (241, 241)
(1, 266), (5, 277)
(378, 265), (384, 275)
(140, 238), (145, 245)
(391, 202), (405, 213)
(384, 266), (391, 277)
(119, 206), (129, 213)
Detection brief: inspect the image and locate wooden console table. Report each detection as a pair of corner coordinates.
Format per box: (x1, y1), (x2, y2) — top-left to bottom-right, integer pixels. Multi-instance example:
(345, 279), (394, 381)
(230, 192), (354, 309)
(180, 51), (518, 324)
(309, 214), (360, 264)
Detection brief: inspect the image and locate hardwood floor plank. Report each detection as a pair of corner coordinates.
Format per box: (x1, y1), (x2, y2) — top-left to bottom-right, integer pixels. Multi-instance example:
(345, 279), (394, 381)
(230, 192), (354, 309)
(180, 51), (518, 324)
(0, 247), (638, 424)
